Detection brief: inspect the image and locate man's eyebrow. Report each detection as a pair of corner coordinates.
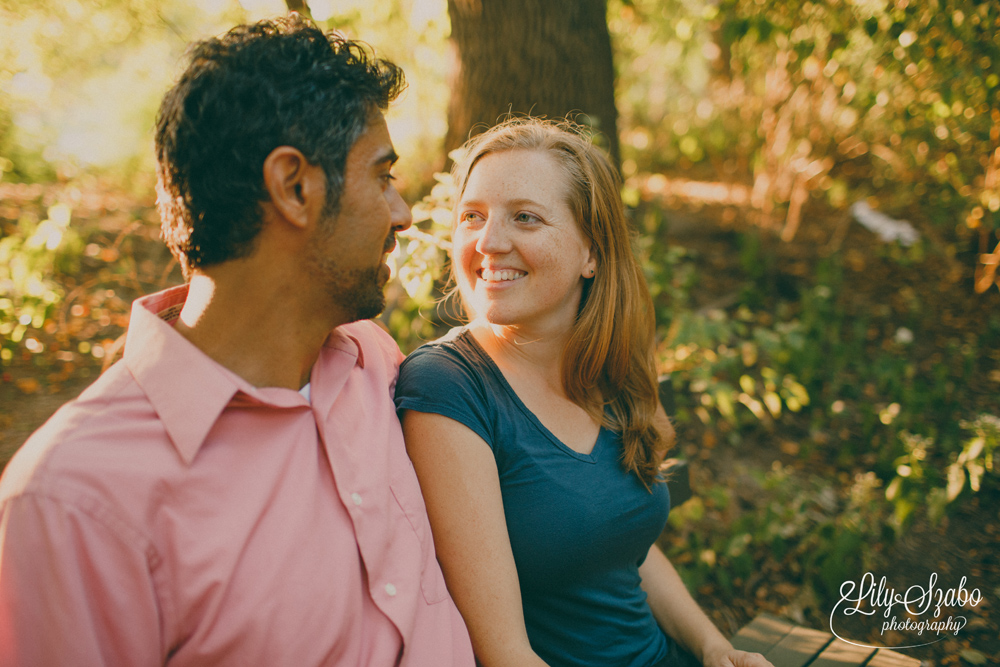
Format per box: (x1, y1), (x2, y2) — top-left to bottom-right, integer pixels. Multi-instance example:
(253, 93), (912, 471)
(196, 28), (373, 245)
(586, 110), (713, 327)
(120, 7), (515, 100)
(374, 149), (399, 166)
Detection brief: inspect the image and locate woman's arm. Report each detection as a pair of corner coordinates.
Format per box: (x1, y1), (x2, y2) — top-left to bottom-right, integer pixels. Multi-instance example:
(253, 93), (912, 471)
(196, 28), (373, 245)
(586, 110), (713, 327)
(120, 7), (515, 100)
(401, 409), (549, 667)
(639, 545), (773, 667)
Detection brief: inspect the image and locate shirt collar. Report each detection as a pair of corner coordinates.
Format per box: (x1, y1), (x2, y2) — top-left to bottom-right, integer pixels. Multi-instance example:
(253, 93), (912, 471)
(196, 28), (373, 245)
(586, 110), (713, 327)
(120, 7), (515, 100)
(124, 285), (245, 465)
(123, 285), (366, 465)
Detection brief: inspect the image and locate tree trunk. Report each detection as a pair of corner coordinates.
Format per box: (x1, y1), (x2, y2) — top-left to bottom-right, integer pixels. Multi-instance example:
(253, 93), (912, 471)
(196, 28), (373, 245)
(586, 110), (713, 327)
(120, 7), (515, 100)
(284, 0), (313, 20)
(446, 0), (619, 167)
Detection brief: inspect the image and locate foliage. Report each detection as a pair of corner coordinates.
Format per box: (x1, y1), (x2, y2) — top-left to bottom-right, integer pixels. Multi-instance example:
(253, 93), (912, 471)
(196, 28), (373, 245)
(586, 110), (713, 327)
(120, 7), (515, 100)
(652, 228), (993, 454)
(887, 414), (1000, 529)
(612, 0), (1000, 256)
(386, 168), (456, 352)
(647, 235), (816, 440)
(0, 201), (80, 363)
(662, 463), (889, 608)
(0, 0), (251, 180)
(0, 183), (175, 393)
(658, 306), (812, 436)
(634, 221), (998, 625)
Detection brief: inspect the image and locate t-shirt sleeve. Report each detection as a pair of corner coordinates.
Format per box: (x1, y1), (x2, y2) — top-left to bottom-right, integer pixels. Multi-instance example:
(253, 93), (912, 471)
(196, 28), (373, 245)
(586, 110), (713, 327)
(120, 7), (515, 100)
(394, 346), (496, 450)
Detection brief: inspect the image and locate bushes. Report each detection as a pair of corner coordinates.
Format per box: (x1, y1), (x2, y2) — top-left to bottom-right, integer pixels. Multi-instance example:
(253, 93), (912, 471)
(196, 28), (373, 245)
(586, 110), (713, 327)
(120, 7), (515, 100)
(647, 226), (997, 515)
(0, 201), (79, 364)
(638, 224), (999, 633)
(662, 463), (888, 609)
(613, 0), (1000, 257)
(0, 184), (174, 390)
(888, 415), (1000, 529)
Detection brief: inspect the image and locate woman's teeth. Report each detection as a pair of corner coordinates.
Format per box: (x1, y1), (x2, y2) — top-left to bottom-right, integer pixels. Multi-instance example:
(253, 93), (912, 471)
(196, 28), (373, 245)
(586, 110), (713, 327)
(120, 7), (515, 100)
(481, 269), (526, 282)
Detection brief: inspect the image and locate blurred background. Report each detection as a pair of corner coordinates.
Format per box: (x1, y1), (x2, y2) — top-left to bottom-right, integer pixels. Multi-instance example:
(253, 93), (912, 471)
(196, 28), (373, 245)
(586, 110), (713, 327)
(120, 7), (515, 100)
(1, 0), (998, 663)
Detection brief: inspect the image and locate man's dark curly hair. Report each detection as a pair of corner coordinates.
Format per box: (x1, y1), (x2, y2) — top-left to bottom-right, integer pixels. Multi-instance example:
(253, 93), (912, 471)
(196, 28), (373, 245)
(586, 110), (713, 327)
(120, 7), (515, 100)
(154, 15), (405, 273)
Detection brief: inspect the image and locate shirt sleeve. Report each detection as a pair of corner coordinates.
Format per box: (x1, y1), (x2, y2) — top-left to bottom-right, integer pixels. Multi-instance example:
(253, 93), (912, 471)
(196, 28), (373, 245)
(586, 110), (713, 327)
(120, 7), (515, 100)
(394, 346), (497, 450)
(0, 493), (164, 666)
(366, 319), (405, 367)
(355, 319), (405, 391)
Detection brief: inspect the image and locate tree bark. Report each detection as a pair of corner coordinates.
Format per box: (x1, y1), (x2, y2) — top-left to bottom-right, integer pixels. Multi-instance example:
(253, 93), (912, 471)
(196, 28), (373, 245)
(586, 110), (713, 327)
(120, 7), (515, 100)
(446, 0), (619, 167)
(284, 0), (313, 20)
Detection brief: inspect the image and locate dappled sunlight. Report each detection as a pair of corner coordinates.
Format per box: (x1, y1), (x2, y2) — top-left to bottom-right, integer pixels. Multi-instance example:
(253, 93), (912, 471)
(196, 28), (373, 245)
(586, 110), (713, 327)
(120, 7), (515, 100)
(1, 0), (452, 189)
(634, 173), (752, 207)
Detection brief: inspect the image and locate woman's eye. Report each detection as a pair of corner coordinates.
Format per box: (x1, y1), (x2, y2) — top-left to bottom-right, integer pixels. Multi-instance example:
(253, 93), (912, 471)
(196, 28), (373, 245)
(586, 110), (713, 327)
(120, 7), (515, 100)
(515, 212), (540, 224)
(460, 211), (483, 224)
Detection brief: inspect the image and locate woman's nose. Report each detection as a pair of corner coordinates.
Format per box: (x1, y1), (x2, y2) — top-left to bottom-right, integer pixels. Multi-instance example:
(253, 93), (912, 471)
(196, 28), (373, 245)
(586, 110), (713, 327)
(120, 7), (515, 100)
(475, 217), (512, 255)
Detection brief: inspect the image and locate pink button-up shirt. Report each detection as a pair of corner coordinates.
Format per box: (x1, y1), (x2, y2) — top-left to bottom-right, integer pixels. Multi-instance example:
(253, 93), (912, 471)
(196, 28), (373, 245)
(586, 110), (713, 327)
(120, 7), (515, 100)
(0, 285), (474, 666)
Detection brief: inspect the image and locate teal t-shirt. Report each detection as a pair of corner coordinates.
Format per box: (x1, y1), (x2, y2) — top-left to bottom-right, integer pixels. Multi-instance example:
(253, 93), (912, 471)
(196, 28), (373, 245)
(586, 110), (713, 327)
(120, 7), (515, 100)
(394, 329), (672, 667)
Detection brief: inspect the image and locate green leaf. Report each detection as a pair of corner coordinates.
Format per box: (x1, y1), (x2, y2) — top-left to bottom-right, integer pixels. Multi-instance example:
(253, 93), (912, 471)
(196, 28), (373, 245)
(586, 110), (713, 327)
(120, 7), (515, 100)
(946, 462), (966, 502)
(886, 476), (902, 501)
(960, 648), (988, 665)
(763, 391), (782, 418)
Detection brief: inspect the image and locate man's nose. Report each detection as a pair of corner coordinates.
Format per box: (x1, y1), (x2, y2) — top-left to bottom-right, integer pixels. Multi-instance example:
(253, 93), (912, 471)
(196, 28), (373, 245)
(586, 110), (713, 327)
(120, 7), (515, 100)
(389, 186), (412, 232)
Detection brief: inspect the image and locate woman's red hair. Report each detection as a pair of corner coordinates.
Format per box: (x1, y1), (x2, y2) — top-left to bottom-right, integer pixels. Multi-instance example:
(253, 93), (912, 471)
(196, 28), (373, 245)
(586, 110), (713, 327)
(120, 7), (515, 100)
(451, 118), (673, 487)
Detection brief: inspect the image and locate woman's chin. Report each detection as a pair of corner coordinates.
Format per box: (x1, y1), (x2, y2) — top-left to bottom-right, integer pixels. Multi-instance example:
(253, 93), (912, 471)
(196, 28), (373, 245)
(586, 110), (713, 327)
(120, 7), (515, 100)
(469, 307), (517, 328)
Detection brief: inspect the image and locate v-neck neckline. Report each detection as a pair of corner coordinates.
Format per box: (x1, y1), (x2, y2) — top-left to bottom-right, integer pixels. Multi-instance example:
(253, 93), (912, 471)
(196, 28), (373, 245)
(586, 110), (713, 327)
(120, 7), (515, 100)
(460, 329), (603, 463)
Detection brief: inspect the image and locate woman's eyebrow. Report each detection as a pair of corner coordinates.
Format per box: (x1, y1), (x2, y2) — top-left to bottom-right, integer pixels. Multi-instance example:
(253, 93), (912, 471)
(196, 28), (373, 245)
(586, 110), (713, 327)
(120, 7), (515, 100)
(458, 197), (551, 213)
(507, 198), (549, 212)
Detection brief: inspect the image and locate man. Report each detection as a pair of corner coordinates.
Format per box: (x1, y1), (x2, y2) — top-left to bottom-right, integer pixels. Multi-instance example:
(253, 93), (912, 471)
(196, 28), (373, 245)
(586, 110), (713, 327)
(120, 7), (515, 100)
(0, 16), (473, 666)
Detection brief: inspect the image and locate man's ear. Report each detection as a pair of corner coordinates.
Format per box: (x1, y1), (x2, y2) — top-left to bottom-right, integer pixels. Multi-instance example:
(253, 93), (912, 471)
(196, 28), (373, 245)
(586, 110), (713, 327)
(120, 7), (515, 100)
(262, 146), (326, 231)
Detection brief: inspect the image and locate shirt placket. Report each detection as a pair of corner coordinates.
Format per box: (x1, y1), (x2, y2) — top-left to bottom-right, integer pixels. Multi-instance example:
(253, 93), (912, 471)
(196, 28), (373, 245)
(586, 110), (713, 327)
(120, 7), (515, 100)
(311, 352), (413, 641)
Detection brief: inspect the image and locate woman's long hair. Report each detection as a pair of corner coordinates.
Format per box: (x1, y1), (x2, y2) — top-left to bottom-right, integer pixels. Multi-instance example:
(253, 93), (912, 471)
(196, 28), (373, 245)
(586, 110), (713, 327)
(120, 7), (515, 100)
(450, 117), (673, 487)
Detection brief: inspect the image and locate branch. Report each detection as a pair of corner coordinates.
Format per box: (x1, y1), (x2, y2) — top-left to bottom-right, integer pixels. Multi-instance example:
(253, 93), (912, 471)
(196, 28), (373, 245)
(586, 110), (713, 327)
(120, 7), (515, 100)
(284, 0), (313, 21)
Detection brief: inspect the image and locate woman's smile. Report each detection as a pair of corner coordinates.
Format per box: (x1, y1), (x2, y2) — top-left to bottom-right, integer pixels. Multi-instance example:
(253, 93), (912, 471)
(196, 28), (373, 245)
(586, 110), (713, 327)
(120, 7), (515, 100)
(478, 268), (527, 284)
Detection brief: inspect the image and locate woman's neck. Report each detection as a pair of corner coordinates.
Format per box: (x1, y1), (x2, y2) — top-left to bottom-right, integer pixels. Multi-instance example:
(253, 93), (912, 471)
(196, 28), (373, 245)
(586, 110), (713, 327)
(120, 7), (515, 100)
(469, 319), (572, 391)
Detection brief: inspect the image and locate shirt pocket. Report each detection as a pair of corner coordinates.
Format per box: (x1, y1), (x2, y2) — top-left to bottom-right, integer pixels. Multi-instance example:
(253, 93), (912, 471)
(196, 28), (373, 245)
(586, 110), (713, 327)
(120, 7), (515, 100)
(389, 462), (451, 605)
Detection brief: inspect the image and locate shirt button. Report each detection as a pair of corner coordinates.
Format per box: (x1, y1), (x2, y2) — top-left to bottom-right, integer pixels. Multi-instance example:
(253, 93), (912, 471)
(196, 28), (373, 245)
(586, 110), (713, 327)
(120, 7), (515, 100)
(351, 493), (363, 506)
(384, 583), (397, 597)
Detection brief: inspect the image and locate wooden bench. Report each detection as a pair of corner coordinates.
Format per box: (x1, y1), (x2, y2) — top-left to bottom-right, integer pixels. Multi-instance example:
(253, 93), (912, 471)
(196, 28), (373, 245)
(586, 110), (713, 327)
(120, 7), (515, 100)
(730, 614), (921, 667)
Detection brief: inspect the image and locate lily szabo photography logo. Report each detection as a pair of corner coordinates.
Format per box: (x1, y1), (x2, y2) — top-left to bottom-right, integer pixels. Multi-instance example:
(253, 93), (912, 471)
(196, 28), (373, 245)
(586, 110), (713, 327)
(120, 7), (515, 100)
(830, 572), (983, 649)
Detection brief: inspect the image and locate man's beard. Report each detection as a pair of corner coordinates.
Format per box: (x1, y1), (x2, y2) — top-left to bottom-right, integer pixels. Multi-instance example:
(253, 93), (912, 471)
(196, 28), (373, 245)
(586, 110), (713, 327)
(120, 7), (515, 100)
(310, 258), (387, 323)
(331, 265), (386, 321)
(309, 223), (389, 323)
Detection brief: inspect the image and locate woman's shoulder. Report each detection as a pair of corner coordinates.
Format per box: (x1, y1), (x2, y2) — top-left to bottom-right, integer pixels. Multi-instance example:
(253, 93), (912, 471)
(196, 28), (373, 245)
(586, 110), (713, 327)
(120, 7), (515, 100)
(395, 327), (502, 444)
(398, 327), (492, 393)
(402, 326), (478, 368)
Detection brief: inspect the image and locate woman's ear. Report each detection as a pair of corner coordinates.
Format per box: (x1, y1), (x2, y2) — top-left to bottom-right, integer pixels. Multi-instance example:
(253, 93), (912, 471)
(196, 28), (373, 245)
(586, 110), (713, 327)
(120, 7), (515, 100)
(583, 251), (598, 279)
(262, 146), (326, 231)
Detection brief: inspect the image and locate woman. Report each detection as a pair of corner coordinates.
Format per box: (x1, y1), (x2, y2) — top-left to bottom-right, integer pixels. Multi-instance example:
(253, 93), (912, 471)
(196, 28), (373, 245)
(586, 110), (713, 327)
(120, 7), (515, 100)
(394, 118), (770, 667)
